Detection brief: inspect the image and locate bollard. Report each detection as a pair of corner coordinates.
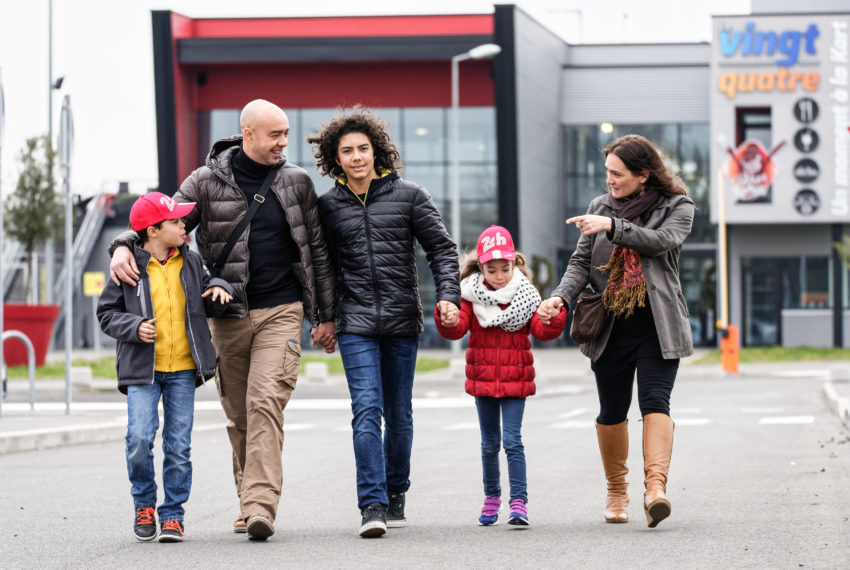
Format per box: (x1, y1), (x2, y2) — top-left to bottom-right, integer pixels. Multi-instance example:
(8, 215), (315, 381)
(720, 324), (739, 374)
(1, 330), (37, 414)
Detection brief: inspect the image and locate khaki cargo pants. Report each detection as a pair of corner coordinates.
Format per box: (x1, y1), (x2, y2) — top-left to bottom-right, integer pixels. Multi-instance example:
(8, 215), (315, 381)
(210, 302), (303, 521)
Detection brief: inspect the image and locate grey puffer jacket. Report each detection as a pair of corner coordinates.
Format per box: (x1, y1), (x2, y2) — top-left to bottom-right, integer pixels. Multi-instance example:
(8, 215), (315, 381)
(97, 243), (234, 394)
(111, 136), (334, 324)
(551, 192), (695, 361)
(318, 173), (461, 338)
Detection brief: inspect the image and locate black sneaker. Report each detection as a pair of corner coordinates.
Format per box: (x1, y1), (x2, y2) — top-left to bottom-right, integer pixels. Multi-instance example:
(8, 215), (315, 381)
(159, 520), (185, 542)
(387, 492), (406, 528)
(133, 507), (157, 541)
(359, 503), (387, 538)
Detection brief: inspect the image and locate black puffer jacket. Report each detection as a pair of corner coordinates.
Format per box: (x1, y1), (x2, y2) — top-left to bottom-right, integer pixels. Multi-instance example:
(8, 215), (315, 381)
(111, 136), (334, 323)
(318, 173), (461, 337)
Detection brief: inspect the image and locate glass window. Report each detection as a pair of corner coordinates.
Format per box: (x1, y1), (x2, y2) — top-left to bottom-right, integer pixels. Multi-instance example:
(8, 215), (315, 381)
(742, 256), (831, 346)
(209, 109), (240, 145)
(459, 107), (497, 162)
(736, 107), (772, 147)
(402, 108), (445, 163)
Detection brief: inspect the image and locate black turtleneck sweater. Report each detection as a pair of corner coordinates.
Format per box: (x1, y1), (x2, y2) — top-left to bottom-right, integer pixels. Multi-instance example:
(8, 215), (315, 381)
(231, 149), (302, 309)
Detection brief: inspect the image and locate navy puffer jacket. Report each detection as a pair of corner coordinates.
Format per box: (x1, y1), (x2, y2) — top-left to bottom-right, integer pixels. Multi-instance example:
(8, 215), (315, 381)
(318, 173), (461, 337)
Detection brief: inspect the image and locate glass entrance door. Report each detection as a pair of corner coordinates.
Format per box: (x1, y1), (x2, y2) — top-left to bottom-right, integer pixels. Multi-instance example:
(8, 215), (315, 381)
(742, 259), (781, 346)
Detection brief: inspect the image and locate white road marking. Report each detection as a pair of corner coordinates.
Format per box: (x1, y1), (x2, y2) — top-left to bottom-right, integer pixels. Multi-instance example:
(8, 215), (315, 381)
(758, 416), (814, 425)
(557, 408), (588, 419)
(742, 407), (785, 414)
(675, 418), (712, 426)
(444, 422), (479, 431)
(550, 420), (593, 429)
(771, 370), (829, 378)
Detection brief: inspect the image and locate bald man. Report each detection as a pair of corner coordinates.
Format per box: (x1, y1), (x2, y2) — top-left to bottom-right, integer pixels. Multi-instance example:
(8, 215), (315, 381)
(108, 99), (335, 541)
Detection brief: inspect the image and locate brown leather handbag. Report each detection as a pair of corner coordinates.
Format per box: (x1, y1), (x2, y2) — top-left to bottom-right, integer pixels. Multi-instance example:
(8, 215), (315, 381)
(569, 288), (606, 344)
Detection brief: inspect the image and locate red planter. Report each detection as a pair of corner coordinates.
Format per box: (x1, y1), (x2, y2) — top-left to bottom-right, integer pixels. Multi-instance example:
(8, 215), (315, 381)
(3, 304), (60, 367)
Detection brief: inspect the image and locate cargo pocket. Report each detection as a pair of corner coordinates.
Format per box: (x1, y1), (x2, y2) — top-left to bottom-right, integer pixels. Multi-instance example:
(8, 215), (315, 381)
(214, 356), (225, 398)
(282, 338), (302, 389)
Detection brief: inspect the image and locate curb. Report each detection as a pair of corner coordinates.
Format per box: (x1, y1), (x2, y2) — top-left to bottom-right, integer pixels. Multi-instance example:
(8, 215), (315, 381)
(0, 421), (127, 454)
(822, 381), (850, 428)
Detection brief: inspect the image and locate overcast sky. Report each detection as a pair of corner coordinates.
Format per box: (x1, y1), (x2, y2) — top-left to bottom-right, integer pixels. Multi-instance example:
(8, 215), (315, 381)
(0, 0), (750, 197)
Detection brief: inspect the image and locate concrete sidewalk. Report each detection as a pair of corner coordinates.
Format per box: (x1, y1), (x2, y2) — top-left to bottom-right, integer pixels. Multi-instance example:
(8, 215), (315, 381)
(2, 347), (848, 454)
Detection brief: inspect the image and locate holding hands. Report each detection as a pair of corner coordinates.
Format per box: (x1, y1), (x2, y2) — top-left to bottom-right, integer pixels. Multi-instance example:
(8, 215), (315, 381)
(312, 321), (337, 354)
(536, 297), (565, 326)
(437, 300), (459, 328)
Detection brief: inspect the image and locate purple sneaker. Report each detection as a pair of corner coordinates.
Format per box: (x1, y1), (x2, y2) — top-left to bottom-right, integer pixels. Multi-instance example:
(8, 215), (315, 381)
(508, 499), (529, 526)
(478, 496), (501, 526)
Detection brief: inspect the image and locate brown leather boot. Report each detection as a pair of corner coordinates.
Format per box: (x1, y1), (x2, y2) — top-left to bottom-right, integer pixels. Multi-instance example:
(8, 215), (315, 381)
(643, 413), (674, 528)
(596, 420), (629, 523)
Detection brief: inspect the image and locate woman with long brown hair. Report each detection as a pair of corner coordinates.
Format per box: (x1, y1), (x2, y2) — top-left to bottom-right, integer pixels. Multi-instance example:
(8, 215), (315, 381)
(537, 134), (694, 528)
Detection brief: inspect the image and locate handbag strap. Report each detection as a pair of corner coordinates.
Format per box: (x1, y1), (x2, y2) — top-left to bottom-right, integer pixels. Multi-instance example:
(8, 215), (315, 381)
(209, 166), (277, 276)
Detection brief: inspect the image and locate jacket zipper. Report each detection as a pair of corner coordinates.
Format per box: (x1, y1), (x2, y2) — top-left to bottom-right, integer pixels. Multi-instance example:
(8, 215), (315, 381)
(361, 196), (382, 337)
(136, 274), (156, 384)
(180, 264), (202, 383)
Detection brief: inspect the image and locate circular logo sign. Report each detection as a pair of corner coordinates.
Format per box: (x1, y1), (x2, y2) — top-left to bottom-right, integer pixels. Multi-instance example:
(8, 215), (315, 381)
(793, 158), (820, 183)
(793, 98), (819, 123)
(793, 128), (819, 153)
(793, 189), (820, 216)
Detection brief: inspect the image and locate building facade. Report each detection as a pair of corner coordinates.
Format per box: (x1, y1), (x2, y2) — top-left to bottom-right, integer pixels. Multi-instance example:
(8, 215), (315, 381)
(150, 2), (850, 348)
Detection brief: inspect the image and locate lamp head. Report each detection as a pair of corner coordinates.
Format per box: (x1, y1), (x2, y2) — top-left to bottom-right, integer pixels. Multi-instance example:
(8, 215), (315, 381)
(467, 43), (502, 60)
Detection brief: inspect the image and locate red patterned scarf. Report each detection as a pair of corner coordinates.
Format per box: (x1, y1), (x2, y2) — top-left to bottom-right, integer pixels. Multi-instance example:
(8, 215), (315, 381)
(597, 188), (666, 318)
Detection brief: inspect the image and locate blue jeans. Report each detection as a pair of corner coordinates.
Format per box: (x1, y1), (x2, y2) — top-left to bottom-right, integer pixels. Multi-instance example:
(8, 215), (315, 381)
(475, 396), (527, 503)
(126, 370), (196, 522)
(337, 333), (419, 509)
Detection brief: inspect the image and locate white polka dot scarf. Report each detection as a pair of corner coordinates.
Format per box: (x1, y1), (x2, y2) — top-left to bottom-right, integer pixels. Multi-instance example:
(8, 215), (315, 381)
(461, 270), (542, 332)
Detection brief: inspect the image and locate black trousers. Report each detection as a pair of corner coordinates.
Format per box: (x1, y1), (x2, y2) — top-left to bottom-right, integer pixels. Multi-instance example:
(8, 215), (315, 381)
(591, 305), (679, 425)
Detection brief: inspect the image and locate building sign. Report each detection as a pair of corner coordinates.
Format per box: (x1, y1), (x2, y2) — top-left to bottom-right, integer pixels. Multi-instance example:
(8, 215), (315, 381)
(710, 14), (849, 223)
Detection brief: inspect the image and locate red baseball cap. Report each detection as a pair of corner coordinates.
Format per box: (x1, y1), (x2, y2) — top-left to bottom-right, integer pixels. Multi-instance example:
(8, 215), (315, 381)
(477, 225), (515, 264)
(129, 192), (195, 231)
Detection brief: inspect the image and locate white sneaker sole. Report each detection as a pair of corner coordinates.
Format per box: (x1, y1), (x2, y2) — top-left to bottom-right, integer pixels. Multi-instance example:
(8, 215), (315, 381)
(359, 520), (387, 537)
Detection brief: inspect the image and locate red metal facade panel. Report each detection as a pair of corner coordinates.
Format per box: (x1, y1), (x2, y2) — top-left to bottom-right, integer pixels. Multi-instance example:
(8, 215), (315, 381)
(190, 15), (494, 38)
(191, 60), (496, 110)
(171, 13), (198, 189)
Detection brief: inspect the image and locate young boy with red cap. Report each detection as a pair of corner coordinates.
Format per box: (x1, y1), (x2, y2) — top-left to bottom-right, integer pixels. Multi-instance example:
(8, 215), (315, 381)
(434, 225), (566, 527)
(97, 192), (233, 543)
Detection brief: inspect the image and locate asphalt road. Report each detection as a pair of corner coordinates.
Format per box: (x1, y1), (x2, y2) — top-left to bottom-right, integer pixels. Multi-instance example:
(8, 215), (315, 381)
(2, 372), (849, 569)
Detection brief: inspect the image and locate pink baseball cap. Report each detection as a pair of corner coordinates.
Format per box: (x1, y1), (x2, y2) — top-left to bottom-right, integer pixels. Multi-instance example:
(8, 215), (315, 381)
(129, 192), (195, 231)
(477, 225), (515, 264)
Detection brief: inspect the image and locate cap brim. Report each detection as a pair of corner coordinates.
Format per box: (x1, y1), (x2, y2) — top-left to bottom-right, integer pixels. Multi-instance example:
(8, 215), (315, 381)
(166, 202), (196, 219)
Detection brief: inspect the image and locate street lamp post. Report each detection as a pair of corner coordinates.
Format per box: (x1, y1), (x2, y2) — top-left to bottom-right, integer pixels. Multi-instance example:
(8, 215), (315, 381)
(449, 43), (501, 355)
(450, 43), (502, 256)
(59, 94), (73, 414)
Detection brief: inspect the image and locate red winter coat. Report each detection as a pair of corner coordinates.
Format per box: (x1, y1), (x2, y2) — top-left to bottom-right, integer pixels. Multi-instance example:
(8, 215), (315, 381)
(434, 298), (566, 399)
